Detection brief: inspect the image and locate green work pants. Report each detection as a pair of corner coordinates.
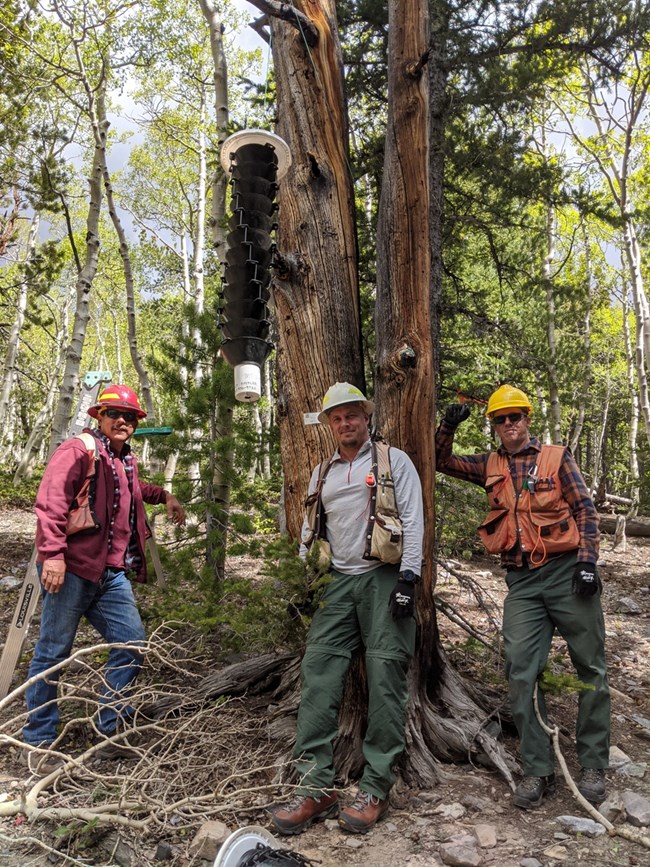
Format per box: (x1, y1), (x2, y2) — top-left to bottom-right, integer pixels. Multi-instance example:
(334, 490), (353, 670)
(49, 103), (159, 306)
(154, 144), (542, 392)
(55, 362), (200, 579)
(503, 552), (610, 776)
(293, 565), (416, 799)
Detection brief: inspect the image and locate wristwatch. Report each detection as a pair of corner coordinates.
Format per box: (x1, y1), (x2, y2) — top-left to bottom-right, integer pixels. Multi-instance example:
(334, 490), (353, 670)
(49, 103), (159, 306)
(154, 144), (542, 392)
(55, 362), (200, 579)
(399, 569), (420, 585)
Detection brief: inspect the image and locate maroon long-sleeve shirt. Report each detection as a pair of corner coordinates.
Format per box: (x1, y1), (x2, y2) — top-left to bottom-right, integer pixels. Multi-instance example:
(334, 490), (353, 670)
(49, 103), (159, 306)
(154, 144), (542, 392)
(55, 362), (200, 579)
(35, 430), (168, 583)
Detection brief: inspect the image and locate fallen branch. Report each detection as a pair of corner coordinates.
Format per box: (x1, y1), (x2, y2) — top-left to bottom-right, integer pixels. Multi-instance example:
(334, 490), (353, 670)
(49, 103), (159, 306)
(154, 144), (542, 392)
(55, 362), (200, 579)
(434, 594), (499, 651)
(0, 832), (95, 867)
(533, 691), (650, 850)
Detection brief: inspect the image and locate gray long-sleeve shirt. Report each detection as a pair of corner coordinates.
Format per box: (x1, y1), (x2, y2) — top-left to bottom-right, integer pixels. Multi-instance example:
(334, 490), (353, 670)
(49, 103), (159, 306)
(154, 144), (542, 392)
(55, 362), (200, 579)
(300, 439), (424, 575)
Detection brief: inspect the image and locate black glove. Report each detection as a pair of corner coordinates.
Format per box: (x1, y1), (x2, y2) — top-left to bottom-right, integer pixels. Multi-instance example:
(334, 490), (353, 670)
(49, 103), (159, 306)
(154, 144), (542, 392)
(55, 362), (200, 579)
(389, 572), (418, 620)
(444, 404), (471, 428)
(572, 563), (600, 596)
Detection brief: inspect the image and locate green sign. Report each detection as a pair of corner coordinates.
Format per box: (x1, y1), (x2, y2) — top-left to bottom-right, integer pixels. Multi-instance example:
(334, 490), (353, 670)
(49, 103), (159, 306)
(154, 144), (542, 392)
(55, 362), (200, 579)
(133, 426), (174, 437)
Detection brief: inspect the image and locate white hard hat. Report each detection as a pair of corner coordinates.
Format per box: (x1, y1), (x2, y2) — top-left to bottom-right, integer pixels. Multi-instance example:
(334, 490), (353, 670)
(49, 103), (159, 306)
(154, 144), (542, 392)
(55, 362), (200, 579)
(318, 382), (375, 424)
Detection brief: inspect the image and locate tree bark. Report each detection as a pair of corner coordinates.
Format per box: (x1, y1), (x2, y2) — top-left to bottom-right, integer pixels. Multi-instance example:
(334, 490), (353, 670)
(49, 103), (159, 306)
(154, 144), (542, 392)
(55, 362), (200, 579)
(237, 0), (516, 790)
(620, 278), (640, 511)
(13, 291), (72, 481)
(375, 0), (433, 589)
(0, 213), (38, 438)
(569, 221), (595, 453)
(599, 514), (650, 536)
(94, 88), (155, 418)
(542, 196), (562, 444)
(199, 1), (233, 587)
(265, 0), (364, 539)
(49, 113), (104, 453)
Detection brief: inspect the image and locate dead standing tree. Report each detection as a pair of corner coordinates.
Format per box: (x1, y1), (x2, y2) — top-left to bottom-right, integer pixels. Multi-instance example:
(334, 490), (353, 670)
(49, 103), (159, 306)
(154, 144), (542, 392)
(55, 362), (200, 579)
(240, 0), (516, 786)
(248, 0), (365, 539)
(374, 0), (515, 786)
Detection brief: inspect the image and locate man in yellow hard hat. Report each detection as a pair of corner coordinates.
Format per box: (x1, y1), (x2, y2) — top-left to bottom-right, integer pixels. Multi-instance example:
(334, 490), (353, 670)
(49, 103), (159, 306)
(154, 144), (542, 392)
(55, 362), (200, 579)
(270, 382), (424, 835)
(436, 384), (609, 810)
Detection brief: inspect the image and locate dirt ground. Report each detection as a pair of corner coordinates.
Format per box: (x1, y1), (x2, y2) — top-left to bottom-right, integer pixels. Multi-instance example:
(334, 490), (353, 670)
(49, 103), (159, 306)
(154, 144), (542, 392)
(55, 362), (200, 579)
(0, 505), (648, 867)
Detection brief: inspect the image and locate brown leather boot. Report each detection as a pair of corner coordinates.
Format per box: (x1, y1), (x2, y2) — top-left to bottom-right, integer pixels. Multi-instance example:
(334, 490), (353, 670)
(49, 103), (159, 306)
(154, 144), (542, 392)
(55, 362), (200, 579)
(338, 790), (389, 833)
(270, 792), (339, 835)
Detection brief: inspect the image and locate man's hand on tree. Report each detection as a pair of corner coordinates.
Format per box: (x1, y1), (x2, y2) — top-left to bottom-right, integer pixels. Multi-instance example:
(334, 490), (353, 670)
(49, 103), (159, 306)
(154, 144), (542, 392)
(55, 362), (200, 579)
(444, 404), (471, 428)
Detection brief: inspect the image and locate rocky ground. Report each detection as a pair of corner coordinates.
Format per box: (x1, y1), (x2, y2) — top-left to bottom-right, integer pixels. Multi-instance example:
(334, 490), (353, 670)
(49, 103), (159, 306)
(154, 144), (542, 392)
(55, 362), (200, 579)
(0, 505), (648, 867)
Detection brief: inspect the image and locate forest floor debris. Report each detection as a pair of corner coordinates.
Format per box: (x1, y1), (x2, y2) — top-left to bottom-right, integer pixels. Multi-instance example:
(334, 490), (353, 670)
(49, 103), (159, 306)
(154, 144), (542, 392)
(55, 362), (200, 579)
(0, 505), (648, 866)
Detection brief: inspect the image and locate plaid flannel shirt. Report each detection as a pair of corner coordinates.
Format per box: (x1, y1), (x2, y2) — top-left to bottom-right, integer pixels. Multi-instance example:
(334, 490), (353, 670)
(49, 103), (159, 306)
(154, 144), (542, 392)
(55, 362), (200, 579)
(435, 422), (599, 568)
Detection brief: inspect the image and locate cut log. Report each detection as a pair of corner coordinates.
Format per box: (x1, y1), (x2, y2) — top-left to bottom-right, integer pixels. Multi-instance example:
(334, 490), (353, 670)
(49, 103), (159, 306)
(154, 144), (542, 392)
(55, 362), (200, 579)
(599, 514), (650, 537)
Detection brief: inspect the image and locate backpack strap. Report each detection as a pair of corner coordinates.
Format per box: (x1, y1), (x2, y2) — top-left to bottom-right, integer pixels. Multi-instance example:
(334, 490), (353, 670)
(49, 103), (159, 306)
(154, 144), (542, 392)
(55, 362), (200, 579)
(363, 442), (400, 560)
(74, 432), (98, 480)
(304, 457), (335, 546)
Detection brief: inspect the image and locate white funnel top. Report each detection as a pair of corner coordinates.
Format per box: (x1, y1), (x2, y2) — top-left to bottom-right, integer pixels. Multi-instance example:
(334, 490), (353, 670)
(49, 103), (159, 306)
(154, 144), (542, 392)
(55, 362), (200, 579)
(220, 129), (292, 180)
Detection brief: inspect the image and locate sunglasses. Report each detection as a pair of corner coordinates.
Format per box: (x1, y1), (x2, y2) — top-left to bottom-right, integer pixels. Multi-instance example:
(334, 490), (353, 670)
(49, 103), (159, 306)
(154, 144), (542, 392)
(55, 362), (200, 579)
(102, 408), (138, 423)
(491, 412), (527, 425)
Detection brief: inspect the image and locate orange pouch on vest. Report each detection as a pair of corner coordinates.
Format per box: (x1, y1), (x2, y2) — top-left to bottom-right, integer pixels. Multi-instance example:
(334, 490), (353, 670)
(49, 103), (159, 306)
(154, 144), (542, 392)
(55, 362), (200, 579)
(478, 508), (517, 554)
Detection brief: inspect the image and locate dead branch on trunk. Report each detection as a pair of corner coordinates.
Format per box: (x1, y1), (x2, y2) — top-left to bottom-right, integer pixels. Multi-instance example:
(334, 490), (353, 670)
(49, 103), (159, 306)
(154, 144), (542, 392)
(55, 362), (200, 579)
(245, 0), (319, 46)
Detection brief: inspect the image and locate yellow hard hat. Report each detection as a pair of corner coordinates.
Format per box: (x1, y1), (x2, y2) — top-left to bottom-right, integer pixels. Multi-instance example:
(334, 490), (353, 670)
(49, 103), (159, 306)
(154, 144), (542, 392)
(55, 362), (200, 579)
(318, 382), (375, 424)
(486, 384), (533, 417)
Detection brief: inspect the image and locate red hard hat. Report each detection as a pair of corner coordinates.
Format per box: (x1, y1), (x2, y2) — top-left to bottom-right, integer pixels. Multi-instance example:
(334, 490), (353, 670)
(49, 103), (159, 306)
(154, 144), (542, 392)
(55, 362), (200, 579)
(88, 384), (147, 419)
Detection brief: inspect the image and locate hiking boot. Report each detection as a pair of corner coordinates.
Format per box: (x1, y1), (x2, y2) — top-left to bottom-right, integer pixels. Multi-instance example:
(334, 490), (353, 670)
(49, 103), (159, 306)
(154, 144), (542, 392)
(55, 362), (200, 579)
(94, 740), (139, 760)
(91, 727), (141, 760)
(338, 790), (389, 833)
(578, 768), (606, 803)
(512, 774), (556, 809)
(270, 792), (338, 835)
(20, 742), (65, 777)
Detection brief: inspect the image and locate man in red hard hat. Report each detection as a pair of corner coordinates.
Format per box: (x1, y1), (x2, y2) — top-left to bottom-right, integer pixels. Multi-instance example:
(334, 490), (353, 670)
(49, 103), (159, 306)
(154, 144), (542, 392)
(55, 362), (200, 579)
(22, 385), (185, 771)
(436, 384), (609, 810)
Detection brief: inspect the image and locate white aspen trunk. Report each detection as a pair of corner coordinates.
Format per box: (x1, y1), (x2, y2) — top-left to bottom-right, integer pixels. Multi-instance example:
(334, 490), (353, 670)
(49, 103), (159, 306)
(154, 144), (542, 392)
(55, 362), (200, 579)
(590, 391), (610, 497)
(0, 213), (39, 435)
(94, 90), (154, 417)
(14, 290), (72, 481)
(164, 451), (179, 494)
(191, 87), (207, 362)
(49, 121), (104, 452)
(112, 312), (124, 383)
(0, 396), (17, 463)
(247, 406), (262, 483)
(180, 232), (191, 389)
(622, 217), (650, 383)
(199, 0), (232, 586)
(198, 0), (228, 264)
(629, 256), (650, 447)
(621, 282), (640, 511)
(534, 374), (552, 445)
(569, 222), (594, 453)
(577, 62), (650, 444)
(542, 199), (562, 444)
(261, 357), (272, 479)
(186, 87), (208, 490)
(92, 316), (110, 375)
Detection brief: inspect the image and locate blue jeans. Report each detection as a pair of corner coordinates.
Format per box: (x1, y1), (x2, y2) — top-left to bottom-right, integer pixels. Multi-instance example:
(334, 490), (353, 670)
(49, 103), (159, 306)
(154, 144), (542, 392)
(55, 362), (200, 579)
(23, 567), (146, 745)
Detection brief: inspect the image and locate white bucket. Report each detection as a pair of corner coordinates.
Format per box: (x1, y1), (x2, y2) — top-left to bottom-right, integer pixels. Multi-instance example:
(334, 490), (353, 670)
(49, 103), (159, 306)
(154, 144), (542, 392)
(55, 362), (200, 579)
(234, 362), (261, 403)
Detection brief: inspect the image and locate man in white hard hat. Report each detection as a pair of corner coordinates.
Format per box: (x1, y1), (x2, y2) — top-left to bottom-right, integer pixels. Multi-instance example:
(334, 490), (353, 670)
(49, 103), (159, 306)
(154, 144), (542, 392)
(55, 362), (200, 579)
(271, 383), (424, 836)
(436, 384), (609, 810)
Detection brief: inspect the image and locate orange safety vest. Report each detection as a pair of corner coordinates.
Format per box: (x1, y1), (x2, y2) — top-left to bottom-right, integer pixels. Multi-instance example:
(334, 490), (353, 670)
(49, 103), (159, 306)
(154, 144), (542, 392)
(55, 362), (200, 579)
(477, 445), (580, 567)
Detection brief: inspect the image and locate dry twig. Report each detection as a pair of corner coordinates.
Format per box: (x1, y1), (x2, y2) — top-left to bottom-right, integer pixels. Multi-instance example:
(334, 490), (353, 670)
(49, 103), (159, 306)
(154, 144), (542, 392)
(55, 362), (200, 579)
(532, 691), (650, 851)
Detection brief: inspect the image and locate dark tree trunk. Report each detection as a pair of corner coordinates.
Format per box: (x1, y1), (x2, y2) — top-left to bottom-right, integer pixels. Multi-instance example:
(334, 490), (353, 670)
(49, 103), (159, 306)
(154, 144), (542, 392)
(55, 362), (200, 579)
(266, 0), (365, 539)
(242, 0), (517, 790)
